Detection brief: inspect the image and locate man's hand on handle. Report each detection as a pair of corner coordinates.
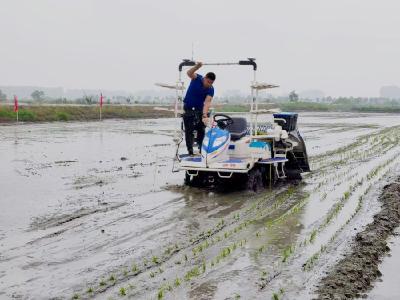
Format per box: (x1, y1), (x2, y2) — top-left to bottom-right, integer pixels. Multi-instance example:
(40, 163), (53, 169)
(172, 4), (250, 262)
(202, 116), (209, 126)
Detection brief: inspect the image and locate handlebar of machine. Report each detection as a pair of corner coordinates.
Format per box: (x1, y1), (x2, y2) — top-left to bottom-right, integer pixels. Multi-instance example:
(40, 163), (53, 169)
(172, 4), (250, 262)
(178, 58), (257, 71)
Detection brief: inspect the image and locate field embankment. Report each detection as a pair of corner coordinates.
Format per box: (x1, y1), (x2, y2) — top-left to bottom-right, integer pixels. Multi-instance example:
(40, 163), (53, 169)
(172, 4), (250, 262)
(279, 101), (400, 112)
(0, 105), (174, 123)
(2, 102), (399, 124)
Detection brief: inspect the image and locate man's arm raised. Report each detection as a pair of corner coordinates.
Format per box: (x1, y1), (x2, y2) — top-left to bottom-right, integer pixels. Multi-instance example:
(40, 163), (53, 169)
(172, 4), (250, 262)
(187, 62), (202, 79)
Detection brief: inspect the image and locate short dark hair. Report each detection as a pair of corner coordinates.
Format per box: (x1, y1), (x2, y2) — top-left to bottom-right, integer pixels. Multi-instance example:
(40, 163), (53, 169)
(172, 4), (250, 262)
(205, 72), (216, 81)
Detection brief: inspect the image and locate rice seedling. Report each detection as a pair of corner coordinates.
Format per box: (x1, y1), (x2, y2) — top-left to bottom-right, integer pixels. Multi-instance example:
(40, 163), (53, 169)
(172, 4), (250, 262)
(174, 277), (181, 287)
(72, 294), (80, 299)
(220, 247), (231, 258)
(282, 245), (294, 263)
(272, 292), (279, 300)
(157, 289), (164, 300)
(109, 274), (116, 282)
(152, 256), (159, 264)
(86, 287), (93, 294)
(261, 270), (267, 280)
(265, 194), (310, 229)
(232, 242), (237, 251)
(193, 244), (202, 254)
(309, 229), (317, 243)
(119, 287), (126, 296)
(131, 264), (138, 273)
(99, 279), (107, 286)
(150, 271), (155, 278)
(183, 265), (202, 282)
(303, 252), (320, 271)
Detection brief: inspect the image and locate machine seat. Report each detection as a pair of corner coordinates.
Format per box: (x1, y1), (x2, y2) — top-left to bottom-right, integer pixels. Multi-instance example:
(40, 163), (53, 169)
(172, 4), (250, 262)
(226, 117), (248, 141)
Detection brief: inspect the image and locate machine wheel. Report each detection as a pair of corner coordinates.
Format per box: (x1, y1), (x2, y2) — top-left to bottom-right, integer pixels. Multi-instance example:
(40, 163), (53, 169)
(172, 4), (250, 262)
(184, 173), (191, 185)
(184, 172), (205, 187)
(285, 168), (302, 180)
(247, 168), (263, 192)
(262, 165), (277, 187)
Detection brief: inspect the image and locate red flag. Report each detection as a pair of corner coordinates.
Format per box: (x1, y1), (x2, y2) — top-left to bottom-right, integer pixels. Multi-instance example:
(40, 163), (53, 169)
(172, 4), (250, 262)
(100, 93), (103, 108)
(14, 95), (18, 112)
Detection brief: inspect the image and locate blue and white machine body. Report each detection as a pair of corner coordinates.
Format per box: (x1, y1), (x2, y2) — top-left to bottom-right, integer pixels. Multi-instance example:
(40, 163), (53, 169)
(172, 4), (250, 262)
(202, 127), (230, 164)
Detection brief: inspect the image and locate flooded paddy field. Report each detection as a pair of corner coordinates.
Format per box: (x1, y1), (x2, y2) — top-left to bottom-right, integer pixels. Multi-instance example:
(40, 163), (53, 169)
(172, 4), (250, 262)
(1, 112), (400, 300)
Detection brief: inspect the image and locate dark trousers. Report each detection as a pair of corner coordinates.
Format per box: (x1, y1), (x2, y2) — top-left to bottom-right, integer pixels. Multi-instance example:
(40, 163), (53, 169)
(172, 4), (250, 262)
(183, 109), (205, 154)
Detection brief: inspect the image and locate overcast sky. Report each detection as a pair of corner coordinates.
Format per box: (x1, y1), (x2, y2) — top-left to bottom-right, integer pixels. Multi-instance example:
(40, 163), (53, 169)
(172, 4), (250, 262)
(1, 0), (400, 97)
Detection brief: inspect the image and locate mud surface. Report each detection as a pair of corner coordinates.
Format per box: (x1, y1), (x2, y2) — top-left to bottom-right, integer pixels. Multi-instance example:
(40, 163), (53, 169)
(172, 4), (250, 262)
(1, 113), (400, 299)
(366, 227), (400, 300)
(315, 180), (400, 300)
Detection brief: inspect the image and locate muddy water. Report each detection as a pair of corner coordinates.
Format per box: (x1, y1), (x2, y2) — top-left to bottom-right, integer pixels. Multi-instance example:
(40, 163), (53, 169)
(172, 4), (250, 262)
(1, 113), (400, 300)
(366, 228), (400, 300)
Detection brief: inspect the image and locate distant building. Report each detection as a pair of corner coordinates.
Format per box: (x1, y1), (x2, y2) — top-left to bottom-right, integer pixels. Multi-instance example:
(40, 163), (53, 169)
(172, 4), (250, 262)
(379, 85), (400, 99)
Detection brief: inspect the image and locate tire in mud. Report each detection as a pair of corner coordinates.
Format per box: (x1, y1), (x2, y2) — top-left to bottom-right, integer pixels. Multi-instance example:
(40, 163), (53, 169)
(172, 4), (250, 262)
(184, 173), (191, 185)
(261, 165), (277, 187)
(285, 168), (302, 180)
(246, 168), (263, 192)
(184, 172), (206, 187)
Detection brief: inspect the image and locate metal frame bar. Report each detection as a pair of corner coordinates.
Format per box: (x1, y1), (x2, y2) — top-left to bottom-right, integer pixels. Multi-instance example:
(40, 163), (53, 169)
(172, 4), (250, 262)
(186, 170), (199, 176)
(217, 172), (234, 178)
(178, 58), (257, 72)
(180, 166), (250, 173)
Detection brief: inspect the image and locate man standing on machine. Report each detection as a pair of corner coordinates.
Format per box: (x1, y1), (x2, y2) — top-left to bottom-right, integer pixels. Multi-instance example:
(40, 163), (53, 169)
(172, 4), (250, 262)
(183, 62), (215, 155)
